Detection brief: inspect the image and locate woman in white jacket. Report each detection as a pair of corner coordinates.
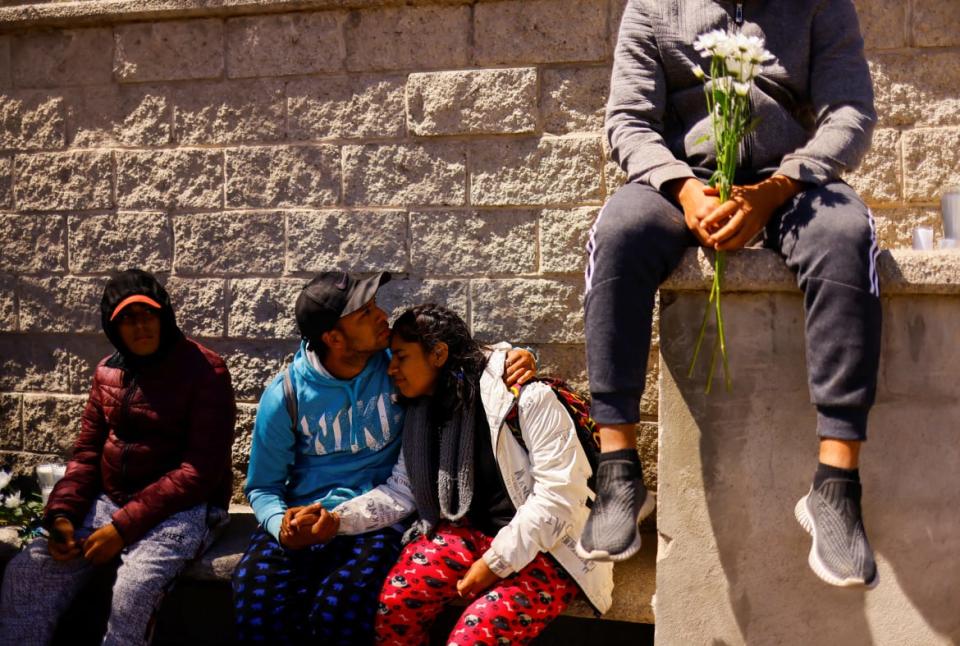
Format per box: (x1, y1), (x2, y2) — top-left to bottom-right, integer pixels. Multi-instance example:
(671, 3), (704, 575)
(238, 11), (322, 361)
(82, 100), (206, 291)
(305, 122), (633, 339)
(331, 304), (613, 646)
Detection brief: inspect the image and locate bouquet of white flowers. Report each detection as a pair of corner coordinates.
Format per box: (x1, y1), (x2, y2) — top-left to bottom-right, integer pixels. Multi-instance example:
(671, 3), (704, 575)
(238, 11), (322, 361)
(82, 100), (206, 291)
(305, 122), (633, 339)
(687, 29), (774, 392)
(0, 469), (45, 540)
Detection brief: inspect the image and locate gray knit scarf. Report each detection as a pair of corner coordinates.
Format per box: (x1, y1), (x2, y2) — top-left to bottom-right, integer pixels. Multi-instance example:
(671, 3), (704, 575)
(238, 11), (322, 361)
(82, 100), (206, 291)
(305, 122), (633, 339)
(401, 393), (476, 541)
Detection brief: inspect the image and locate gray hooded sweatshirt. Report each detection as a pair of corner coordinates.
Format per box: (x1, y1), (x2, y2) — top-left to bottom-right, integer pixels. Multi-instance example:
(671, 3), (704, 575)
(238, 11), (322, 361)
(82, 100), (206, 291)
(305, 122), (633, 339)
(607, 0), (877, 191)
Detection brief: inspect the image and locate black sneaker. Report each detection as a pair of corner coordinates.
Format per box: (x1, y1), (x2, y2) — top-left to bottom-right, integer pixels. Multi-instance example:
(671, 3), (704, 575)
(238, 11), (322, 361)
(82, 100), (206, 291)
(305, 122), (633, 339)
(576, 459), (656, 562)
(795, 479), (878, 588)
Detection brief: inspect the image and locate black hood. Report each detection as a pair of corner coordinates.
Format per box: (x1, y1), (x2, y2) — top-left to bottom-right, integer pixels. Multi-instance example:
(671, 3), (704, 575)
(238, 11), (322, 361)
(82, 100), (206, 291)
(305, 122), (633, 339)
(100, 269), (183, 369)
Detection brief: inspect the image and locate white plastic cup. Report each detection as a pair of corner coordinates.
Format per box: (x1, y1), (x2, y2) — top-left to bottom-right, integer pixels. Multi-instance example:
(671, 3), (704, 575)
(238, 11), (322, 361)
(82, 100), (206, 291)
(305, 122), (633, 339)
(36, 463), (67, 505)
(912, 226), (934, 250)
(942, 189), (960, 240)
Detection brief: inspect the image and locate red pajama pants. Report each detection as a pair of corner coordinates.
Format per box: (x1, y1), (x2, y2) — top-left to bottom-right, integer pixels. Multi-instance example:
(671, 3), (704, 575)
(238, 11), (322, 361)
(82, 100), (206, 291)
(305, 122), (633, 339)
(374, 522), (577, 646)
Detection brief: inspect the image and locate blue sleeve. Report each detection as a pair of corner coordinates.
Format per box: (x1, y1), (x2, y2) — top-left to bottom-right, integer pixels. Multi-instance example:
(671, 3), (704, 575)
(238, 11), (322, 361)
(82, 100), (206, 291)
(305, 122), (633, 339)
(244, 376), (295, 541)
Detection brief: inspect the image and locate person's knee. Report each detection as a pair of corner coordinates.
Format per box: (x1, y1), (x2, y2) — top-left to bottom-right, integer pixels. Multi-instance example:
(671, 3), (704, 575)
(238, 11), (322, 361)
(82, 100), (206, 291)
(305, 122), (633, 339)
(592, 185), (680, 260)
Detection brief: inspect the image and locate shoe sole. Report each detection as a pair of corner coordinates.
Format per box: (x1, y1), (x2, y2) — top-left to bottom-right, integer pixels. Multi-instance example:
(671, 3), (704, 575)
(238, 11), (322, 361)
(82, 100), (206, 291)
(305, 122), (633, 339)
(576, 490), (657, 563)
(794, 493), (879, 589)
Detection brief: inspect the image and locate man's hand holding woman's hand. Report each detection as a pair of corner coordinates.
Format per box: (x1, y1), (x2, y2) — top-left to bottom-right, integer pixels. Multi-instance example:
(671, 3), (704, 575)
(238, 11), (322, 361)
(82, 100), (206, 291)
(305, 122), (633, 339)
(279, 503), (340, 550)
(504, 348), (536, 388)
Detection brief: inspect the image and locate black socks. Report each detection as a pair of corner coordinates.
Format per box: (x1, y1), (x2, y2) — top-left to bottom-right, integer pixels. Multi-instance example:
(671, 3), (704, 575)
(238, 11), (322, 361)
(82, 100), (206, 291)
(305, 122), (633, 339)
(814, 462), (860, 489)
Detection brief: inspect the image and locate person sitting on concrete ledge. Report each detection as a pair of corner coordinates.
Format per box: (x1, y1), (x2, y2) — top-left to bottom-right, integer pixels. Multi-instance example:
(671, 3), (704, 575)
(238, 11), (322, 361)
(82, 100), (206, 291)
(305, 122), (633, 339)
(232, 271), (535, 645)
(329, 304), (614, 645)
(0, 269), (237, 645)
(578, 0), (882, 589)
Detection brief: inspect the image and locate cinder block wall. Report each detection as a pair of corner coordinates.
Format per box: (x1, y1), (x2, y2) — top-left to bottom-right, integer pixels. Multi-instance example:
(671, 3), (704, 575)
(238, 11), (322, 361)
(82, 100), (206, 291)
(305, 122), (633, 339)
(0, 0), (957, 500)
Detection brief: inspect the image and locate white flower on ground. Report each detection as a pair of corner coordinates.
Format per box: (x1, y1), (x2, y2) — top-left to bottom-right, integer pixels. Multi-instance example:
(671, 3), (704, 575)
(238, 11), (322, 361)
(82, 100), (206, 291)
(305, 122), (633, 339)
(3, 491), (21, 508)
(0, 470), (10, 491)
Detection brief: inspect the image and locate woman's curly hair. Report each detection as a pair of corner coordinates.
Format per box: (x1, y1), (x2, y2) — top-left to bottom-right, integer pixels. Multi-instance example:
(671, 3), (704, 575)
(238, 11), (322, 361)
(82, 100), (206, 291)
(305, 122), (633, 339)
(391, 304), (487, 422)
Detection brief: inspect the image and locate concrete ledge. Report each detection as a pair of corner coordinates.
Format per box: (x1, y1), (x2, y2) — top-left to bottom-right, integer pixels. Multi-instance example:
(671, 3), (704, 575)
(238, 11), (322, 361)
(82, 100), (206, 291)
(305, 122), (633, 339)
(0, 0), (471, 30)
(655, 262), (960, 643)
(662, 248), (960, 295)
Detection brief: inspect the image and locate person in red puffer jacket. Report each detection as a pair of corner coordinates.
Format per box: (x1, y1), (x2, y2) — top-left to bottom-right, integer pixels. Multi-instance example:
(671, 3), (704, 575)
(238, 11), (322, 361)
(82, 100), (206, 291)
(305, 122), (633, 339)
(0, 268), (236, 646)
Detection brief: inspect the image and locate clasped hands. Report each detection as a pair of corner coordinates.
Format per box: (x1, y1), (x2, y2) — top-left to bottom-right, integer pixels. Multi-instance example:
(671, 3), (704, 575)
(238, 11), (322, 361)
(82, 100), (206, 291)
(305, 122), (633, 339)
(279, 502), (340, 550)
(673, 175), (802, 251)
(47, 516), (124, 565)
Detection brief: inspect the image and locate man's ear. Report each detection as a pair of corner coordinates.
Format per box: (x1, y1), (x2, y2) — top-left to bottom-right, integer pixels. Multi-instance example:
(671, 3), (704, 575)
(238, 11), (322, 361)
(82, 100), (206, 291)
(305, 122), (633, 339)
(432, 342), (449, 368)
(321, 329), (342, 352)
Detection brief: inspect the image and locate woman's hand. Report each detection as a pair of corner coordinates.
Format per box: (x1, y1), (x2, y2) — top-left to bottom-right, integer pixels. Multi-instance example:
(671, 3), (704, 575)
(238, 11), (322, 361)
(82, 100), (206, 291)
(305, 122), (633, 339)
(48, 516), (82, 561)
(456, 558), (501, 598)
(504, 349), (536, 388)
(83, 523), (124, 565)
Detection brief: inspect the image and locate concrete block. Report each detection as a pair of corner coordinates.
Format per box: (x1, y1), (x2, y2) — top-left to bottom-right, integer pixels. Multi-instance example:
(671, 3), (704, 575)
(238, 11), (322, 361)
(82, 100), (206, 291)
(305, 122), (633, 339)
(531, 343), (587, 393)
(227, 279), (301, 340)
(0, 156), (10, 209)
(0, 275), (14, 332)
(472, 278), (584, 344)
(225, 145), (340, 208)
(0, 334), (110, 395)
(470, 137), (603, 206)
(903, 128), (960, 202)
(872, 206), (941, 250)
(377, 278), (468, 323)
(68, 212), (172, 274)
(286, 210), (407, 273)
(287, 75), (406, 140)
(226, 11), (344, 78)
(165, 277), (226, 339)
(604, 154), (628, 199)
(12, 28), (112, 88)
(173, 79), (285, 145)
(474, 0), (608, 65)
(853, 0), (907, 50)
(0, 91), (66, 150)
(406, 68), (537, 136)
(655, 284), (960, 645)
(18, 276), (106, 334)
(232, 402), (257, 467)
(608, 0), (626, 56)
(870, 51), (960, 127)
(344, 5), (469, 72)
(0, 214), (66, 273)
(881, 296), (960, 400)
(844, 128), (901, 203)
(116, 149), (223, 211)
(22, 394), (85, 455)
(114, 19), (223, 83)
(204, 339), (292, 403)
(0, 37), (10, 88)
(539, 207), (598, 274)
(174, 211), (285, 276)
(410, 209), (537, 274)
(0, 394), (20, 450)
(343, 143), (466, 206)
(15, 151), (113, 212)
(541, 66), (609, 135)
(65, 84), (171, 148)
(912, 0), (960, 47)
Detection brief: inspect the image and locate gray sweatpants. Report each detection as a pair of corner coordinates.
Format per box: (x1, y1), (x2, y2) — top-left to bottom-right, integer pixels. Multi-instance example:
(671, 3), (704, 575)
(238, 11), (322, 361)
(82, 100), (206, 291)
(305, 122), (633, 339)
(0, 495), (214, 646)
(584, 181), (881, 441)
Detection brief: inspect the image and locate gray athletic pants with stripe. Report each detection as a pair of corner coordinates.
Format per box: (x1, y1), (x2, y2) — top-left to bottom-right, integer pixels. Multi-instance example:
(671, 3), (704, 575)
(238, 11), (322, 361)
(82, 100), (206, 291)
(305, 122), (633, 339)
(0, 495), (214, 646)
(584, 180), (881, 442)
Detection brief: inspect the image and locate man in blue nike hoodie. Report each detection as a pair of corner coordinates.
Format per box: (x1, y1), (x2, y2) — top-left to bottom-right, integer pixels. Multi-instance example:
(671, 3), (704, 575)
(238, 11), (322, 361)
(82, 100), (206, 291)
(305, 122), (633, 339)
(233, 271), (534, 644)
